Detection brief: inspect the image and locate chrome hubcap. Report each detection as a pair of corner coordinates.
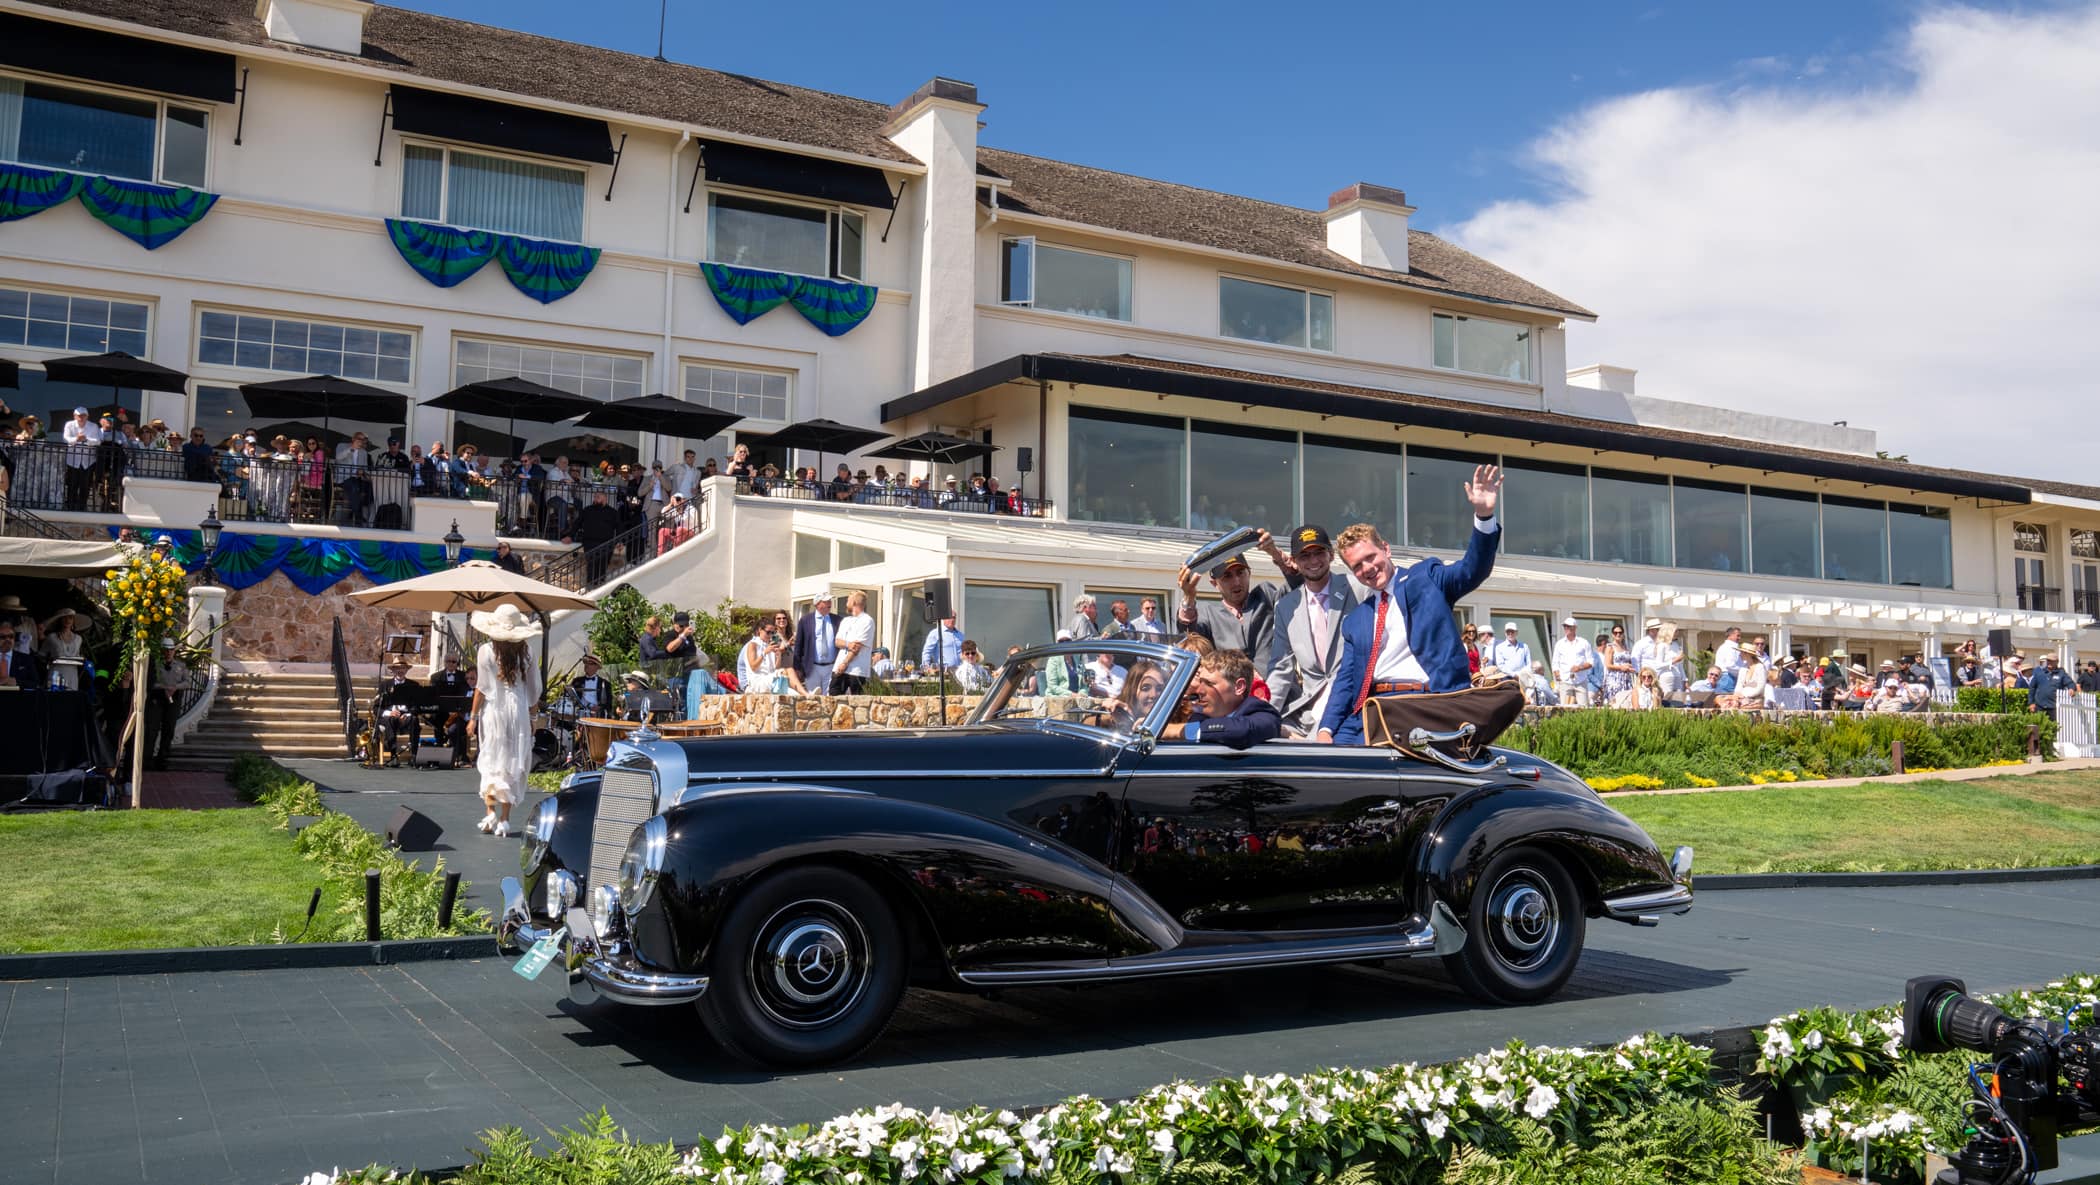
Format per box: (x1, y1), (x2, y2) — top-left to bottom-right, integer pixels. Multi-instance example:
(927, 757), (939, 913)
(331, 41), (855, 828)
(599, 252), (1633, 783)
(749, 900), (869, 1029)
(1487, 871), (1560, 973)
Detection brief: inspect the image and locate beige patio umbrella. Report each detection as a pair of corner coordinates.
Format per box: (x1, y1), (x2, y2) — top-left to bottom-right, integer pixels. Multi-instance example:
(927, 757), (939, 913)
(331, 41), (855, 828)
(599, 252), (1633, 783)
(344, 559), (597, 613)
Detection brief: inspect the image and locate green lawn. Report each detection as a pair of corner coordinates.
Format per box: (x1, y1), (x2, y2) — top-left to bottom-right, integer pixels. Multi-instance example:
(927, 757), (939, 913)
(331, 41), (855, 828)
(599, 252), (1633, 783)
(0, 808), (338, 953)
(1615, 768), (2100, 874)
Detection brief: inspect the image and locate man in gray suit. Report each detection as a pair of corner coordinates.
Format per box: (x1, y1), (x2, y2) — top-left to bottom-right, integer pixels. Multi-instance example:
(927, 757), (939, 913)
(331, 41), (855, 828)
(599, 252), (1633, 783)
(1265, 524), (1364, 737)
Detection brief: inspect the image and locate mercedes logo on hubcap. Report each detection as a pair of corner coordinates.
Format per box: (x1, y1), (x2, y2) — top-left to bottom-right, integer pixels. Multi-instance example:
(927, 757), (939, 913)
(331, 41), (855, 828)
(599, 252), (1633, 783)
(796, 943), (837, 985)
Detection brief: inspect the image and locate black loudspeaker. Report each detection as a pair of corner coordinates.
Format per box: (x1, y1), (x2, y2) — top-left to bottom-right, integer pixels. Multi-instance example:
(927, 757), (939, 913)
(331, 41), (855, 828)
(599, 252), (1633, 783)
(1016, 446), (1033, 473)
(386, 805), (443, 851)
(923, 577), (953, 624)
(1988, 627), (2013, 658)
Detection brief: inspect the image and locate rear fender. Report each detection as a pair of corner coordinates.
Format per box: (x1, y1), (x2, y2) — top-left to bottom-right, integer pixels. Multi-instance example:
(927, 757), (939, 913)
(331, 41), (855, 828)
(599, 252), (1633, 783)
(1416, 784), (1675, 915)
(636, 787), (1154, 980)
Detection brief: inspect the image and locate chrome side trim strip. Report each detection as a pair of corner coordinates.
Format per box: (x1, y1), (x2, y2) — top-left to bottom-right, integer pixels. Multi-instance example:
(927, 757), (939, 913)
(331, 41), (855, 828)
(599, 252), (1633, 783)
(660, 782), (877, 810)
(1127, 770), (1487, 787)
(1600, 883), (1694, 920)
(955, 920), (1445, 986)
(667, 767), (1116, 781)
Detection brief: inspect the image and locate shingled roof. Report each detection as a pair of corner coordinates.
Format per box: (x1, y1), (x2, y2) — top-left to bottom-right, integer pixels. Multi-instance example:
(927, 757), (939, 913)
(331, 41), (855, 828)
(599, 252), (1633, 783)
(977, 148), (1594, 319)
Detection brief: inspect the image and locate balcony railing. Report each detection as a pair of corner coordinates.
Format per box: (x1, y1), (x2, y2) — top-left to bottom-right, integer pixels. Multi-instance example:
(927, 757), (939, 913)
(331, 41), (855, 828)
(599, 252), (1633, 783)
(2017, 584), (2064, 612)
(535, 499), (705, 593)
(736, 478), (1054, 518)
(2075, 588), (2100, 620)
(1, 438), (415, 531)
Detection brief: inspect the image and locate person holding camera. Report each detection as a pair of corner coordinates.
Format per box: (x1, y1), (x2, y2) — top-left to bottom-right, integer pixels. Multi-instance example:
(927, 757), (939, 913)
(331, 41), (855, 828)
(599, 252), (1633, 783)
(738, 617), (794, 694)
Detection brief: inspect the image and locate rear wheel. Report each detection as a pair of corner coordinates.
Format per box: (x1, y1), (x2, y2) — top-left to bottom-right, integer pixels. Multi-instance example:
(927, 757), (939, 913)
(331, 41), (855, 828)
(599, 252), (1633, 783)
(697, 865), (906, 1067)
(1442, 845), (1585, 1003)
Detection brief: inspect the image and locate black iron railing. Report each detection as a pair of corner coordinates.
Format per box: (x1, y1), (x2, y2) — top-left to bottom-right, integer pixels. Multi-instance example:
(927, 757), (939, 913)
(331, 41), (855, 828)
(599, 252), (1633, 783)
(2076, 588), (2100, 620)
(2018, 584), (2064, 612)
(536, 499), (705, 593)
(331, 615), (356, 757)
(173, 612), (215, 725)
(485, 475), (632, 540)
(0, 439), (415, 530)
(735, 478), (1054, 518)
(0, 497), (76, 540)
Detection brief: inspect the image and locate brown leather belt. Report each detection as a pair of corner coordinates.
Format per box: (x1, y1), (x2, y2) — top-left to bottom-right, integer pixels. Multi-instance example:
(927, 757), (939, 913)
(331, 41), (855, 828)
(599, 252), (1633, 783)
(1369, 680), (1429, 694)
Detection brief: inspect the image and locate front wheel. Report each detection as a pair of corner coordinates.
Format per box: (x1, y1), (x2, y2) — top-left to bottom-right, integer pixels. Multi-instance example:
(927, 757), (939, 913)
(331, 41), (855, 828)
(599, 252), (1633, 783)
(1442, 845), (1585, 1004)
(697, 865), (906, 1067)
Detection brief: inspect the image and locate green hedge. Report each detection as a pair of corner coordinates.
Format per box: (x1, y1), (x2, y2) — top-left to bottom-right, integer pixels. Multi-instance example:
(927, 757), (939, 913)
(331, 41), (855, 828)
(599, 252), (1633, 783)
(1954, 686), (2030, 713)
(1500, 710), (2050, 789)
(229, 754), (488, 941)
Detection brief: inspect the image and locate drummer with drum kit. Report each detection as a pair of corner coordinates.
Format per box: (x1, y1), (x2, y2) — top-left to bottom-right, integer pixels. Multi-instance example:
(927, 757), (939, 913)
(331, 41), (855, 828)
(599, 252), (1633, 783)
(568, 653), (614, 717)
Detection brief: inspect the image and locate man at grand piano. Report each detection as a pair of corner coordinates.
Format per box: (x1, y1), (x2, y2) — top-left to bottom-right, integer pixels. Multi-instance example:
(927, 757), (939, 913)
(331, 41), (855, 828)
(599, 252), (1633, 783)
(374, 659), (432, 765)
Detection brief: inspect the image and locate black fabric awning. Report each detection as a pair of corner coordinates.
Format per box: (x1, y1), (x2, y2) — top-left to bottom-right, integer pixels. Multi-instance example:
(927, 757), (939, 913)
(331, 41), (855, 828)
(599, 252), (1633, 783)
(883, 353), (2035, 505)
(0, 14), (237, 104)
(701, 140), (896, 209)
(391, 86), (617, 165)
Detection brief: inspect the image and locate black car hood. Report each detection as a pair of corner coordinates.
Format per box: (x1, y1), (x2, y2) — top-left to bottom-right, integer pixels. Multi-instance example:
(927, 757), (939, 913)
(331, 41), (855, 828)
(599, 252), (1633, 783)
(667, 723), (1124, 781)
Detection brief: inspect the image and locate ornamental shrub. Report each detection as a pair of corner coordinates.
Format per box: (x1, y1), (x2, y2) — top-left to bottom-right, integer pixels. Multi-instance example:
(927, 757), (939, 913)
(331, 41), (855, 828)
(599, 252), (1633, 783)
(1954, 687), (2028, 714)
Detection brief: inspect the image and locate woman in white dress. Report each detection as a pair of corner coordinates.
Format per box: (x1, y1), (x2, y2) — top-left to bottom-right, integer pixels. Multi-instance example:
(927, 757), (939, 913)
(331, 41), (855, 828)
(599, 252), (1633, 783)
(465, 603), (541, 836)
(38, 610), (84, 690)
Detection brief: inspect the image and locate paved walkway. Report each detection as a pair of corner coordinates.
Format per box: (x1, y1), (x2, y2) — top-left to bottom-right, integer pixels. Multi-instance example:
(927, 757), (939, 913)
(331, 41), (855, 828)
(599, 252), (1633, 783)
(281, 758), (527, 919)
(1612, 755), (2100, 797)
(134, 772), (245, 811)
(5, 878), (2098, 1185)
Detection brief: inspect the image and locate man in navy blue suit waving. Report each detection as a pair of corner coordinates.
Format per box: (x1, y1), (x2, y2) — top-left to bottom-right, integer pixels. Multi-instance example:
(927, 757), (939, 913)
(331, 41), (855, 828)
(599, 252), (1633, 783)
(1316, 464), (1503, 745)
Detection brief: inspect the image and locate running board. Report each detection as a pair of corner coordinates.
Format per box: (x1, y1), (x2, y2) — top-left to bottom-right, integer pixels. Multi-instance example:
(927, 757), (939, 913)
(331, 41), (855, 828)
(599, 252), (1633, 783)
(956, 902), (1466, 987)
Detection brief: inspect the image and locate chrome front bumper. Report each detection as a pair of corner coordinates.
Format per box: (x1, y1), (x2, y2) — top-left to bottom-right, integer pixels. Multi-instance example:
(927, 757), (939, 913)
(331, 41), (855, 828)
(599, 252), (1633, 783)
(500, 876), (708, 1006)
(1601, 846), (1695, 926)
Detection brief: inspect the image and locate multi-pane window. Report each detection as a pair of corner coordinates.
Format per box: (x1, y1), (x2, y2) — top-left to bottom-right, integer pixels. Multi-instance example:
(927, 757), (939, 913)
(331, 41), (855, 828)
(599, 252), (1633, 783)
(402, 143), (586, 242)
(197, 311), (413, 383)
(1432, 312), (1534, 382)
(1502, 459), (1589, 560)
(1068, 406), (1185, 529)
(0, 285), (149, 355)
(998, 238), (1133, 321)
(452, 339), (645, 462)
(0, 74), (207, 187)
(683, 362), (789, 425)
(707, 191), (865, 280)
(961, 583), (1056, 659)
(1406, 446), (1493, 551)
(1220, 276), (1333, 351)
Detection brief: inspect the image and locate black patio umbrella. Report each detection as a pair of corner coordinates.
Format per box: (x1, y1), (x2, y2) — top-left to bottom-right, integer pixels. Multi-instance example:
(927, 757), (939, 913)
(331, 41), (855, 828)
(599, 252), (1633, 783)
(866, 430), (1000, 467)
(239, 374), (410, 444)
(745, 416), (890, 477)
(41, 351), (190, 422)
(250, 420), (350, 451)
(574, 394), (743, 463)
(426, 377), (599, 460)
(0, 358), (17, 389)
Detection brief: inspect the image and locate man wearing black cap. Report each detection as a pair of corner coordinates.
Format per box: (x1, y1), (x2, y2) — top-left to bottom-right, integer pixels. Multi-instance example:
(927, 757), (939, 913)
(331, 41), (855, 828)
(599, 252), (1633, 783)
(1176, 528), (1298, 673)
(373, 658), (428, 764)
(1268, 524), (1363, 736)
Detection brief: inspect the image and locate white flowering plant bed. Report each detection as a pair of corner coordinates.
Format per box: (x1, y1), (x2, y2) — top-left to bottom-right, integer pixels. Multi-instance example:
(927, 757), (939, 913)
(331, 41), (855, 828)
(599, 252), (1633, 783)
(1758, 973), (2100, 1183)
(293, 1034), (1807, 1185)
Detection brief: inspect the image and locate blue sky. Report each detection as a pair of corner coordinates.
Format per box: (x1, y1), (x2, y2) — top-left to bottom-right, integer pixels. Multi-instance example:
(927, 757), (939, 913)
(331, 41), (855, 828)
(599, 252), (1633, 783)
(394, 0), (1918, 222)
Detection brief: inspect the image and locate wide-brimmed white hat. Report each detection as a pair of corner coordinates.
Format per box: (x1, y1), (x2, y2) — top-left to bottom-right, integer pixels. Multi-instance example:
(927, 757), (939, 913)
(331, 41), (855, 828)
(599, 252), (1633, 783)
(469, 603), (542, 641)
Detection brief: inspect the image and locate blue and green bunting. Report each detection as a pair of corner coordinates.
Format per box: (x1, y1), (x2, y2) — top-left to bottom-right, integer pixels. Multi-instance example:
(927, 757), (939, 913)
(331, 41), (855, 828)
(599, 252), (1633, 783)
(0, 163), (216, 249)
(385, 218), (600, 303)
(0, 163), (87, 223)
(701, 263), (878, 336)
(113, 528), (488, 596)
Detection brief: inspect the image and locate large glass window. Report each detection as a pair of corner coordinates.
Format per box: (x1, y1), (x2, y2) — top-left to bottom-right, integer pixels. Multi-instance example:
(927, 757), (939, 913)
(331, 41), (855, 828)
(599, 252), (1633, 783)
(7, 370), (145, 440)
(1432, 312), (1534, 382)
(1821, 496), (1888, 584)
(452, 340), (645, 463)
(401, 143), (586, 242)
(998, 238), (1132, 321)
(707, 191), (863, 280)
(1750, 487), (1820, 579)
(1502, 459), (1588, 559)
(683, 362), (789, 425)
(198, 311), (413, 384)
(1068, 406), (1184, 528)
(1303, 434), (1401, 544)
(0, 285), (149, 356)
(1220, 276), (1333, 351)
(1889, 503), (1953, 589)
(0, 74), (208, 187)
(1406, 446), (1492, 551)
(1189, 420), (1293, 536)
(1487, 613), (1549, 673)
(1591, 467), (1671, 567)
(792, 533), (830, 579)
(1673, 479), (1747, 573)
(961, 583), (1056, 660)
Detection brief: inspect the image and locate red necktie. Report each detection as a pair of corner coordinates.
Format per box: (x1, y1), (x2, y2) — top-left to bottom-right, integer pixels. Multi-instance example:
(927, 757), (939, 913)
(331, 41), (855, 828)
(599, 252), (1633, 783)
(1354, 590), (1390, 713)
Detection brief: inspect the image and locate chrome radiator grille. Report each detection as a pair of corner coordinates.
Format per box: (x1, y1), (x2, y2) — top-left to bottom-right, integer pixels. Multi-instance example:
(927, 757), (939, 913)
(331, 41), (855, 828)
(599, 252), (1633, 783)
(591, 763), (656, 891)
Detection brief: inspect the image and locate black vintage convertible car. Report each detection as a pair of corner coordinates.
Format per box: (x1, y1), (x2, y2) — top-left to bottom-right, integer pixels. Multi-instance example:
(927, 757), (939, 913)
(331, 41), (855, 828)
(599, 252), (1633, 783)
(501, 639), (1692, 1067)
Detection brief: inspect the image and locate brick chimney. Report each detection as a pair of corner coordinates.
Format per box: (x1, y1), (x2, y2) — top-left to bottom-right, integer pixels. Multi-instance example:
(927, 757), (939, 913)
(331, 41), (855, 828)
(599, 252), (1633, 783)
(1323, 182), (1414, 273)
(254, 0), (372, 55)
(885, 78), (984, 389)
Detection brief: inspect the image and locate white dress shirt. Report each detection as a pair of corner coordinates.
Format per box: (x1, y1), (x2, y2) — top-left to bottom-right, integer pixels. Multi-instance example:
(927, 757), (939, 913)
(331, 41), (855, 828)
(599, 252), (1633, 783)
(1088, 660), (1127, 698)
(1367, 588), (1430, 683)
(1715, 638), (1743, 673)
(1491, 638), (1531, 676)
(1551, 635), (1597, 683)
(833, 612), (875, 677)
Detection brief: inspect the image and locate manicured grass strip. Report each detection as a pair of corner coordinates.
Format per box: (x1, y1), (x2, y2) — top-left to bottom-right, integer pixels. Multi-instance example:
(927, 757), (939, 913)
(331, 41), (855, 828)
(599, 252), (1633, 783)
(1616, 768), (2100, 874)
(0, 808), (337, 953)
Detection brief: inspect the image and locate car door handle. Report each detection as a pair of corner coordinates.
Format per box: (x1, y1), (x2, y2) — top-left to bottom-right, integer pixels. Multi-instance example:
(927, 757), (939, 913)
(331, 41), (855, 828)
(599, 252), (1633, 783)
(1407, 723), (1476, 747)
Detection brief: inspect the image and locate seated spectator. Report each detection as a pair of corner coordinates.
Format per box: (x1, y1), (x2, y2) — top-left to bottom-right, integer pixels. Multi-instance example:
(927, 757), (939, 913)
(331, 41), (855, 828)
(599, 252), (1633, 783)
(829, 463), (856, 502)
(1113, 659), (1169, 723)
(1688, 666), (1722, 696)
(1719, 646), (1768, 710)
(956, 641), (993, 692)
(655, 493), (698, 553)
(1161, 649), (1280, 749)
(1086, 651), (1127, 698)
(1615, 668), (1664, 710)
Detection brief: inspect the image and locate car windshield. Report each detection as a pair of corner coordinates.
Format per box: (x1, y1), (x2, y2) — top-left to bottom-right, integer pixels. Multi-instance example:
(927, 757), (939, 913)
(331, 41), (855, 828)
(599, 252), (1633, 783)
(967, 641), (1195, 739)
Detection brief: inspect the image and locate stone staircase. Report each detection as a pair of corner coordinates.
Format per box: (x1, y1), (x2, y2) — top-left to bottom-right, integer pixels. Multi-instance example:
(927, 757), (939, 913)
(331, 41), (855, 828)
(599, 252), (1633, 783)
(167, 670), (351, 769)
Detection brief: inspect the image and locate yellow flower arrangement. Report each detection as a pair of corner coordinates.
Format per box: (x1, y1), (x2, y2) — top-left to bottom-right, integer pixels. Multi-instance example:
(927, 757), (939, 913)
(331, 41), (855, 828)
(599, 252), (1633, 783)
(1585, 773), (1666, 792)
(102, 549), (190, 674)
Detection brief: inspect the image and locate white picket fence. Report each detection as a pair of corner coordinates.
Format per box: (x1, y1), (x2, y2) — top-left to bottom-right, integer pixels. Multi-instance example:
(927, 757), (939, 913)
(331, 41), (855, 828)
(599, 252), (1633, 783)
(2059, 691), (2099, 758)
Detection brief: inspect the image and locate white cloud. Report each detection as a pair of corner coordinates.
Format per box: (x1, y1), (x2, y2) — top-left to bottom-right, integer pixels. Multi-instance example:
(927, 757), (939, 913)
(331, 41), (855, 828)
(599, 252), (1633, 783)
(1446, 3), (2100, 486)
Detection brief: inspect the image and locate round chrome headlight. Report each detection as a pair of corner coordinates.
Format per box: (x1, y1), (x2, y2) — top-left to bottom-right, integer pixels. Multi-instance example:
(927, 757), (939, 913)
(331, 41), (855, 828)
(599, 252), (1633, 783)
(589, 883), (621, 939)
(520, 796), (559, 873)
(547, 869), (579, 916)
(617, 815), (667, 916)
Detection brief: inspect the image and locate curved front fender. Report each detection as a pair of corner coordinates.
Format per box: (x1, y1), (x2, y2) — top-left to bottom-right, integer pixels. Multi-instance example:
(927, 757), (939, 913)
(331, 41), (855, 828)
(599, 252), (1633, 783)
(1417, 784), (1675, 915)
(523, 777), (598, 911)
(635, 788), (1155, 981)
